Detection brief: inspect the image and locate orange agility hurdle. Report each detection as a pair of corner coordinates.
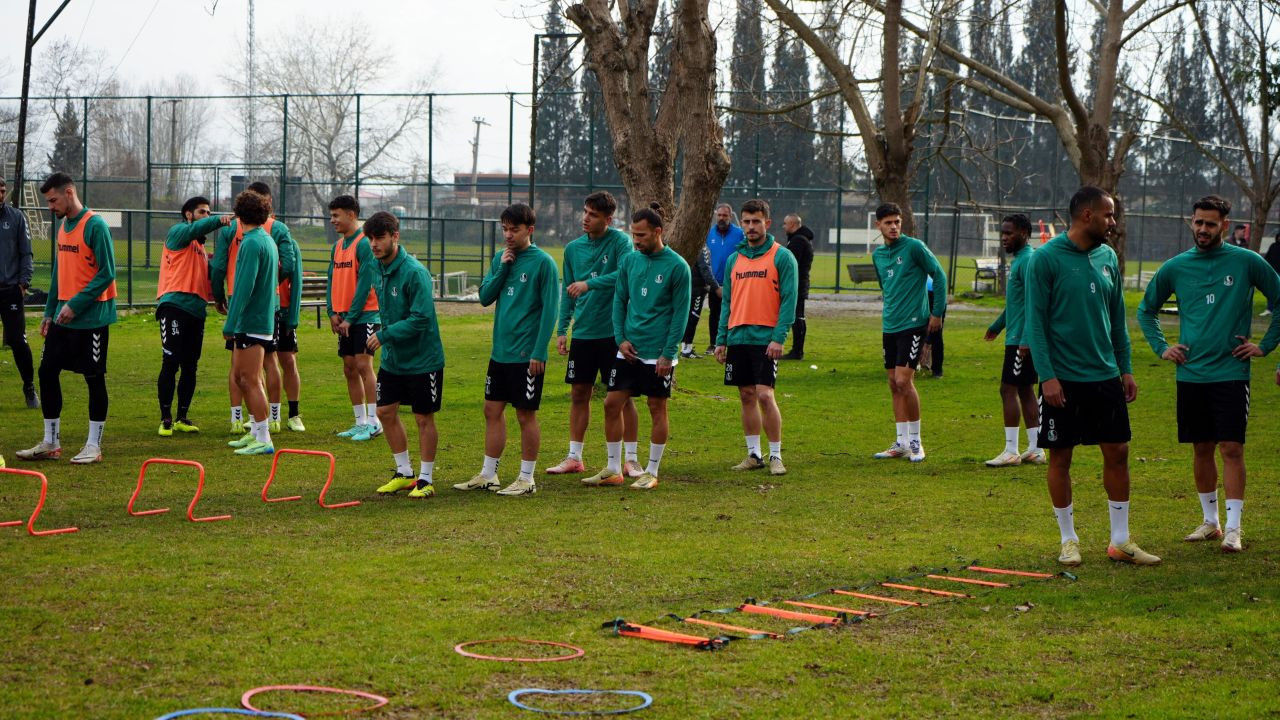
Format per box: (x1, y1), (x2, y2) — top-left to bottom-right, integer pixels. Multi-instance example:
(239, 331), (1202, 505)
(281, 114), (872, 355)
(0, 467), (79, 537)
(127, 459), (230, 523)
(783, 600), (876, 617)
(261, 449), (359, 509)
(966, 565), (1055, 579)
(739, 603), (841, 625)
(925, 574), (1011, 588)
(832, 589), (925, 607)
(881, 582), (971, 598)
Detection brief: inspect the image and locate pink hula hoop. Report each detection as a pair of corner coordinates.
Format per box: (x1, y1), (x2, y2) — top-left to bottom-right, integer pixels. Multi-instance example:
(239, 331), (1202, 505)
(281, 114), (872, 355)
(240, 685), (388, 716)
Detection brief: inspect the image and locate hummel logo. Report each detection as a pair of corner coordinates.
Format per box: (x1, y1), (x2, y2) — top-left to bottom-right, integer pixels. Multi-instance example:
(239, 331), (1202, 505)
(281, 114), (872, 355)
(92, 332), (103, 362)
(1013, 356), (1023, 376)
(430, 374), (439, 402)
(663, 375), (672, 388)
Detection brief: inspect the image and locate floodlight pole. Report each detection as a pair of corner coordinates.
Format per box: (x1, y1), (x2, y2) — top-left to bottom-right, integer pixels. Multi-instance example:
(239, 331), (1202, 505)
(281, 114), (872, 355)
(13, 0), (74, 204)
(529, 32), (582, 204)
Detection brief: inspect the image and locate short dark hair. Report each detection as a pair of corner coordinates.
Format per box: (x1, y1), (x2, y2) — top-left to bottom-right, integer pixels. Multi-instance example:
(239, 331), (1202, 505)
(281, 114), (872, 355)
(584, 191), (617, 216)
(328, 194), (359, 214)
(1002, 213), (1032, 235)
(500, 202), (536, 227)
(247, 181), (272, 197)
(363, 211), (399, 238)
(1191, 195), (1231, 219)
(40, 172), (75, 194)
(874, 202), (901, 221)
(234, 190), (272, 226)
(740, 198), (771, 219)
(1235, 224), (1247, 230)
(1068, 186), (1111, 219)
(181, 196), (211, 218)
(632, 202), (665, 229)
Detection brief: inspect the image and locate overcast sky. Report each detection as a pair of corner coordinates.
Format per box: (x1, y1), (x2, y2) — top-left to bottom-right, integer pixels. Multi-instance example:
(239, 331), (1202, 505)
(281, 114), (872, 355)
(1, 0), (557, 176)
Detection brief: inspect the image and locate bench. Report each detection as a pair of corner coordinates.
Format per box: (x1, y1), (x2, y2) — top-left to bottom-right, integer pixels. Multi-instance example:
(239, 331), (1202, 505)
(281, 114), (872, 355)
(1124, 270), (1157, 290)
(846, 263), (879, 287)
(973, 258), (999, 292)
(297, 274), (328, 328)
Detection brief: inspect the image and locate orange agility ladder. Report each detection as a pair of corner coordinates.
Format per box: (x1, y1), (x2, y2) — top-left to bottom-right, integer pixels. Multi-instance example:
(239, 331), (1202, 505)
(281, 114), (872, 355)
(128, 458), (231, 523)
(832, 589), (926, 607)
(880, 582), (971, 598)
(0, 467), (79, 537)
(966, 565), (1055, 579)
(783, 600), (876, 617)
(681, 617), (783, 639)
(608, 620), (726, 650)
(739, 604), (841, 625)
(925, 574), (1010, 588)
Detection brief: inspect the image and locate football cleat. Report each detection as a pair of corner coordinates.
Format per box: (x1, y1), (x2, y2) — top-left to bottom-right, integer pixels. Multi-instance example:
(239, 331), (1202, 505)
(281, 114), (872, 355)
(286, 416), (306, 432)
(233, 440), (275, 456)
(377, 472), (417, 495)
(1183, 522), (1223, 542)
(623, 460), (645, 478)
(15, 441), (62, 461)
(873, 442), (907, 459)
(768, 456), (787, 476)
(581, 468), (624, 487)
(496, 476), (537, 496)
(732, 454), (765, 471)
(545, 456), (586, 475)
(453, 473), (500, 491)
(908, 439), (926, 463)
(1220, 528), (1243, 553)
(1020, 448), (1047, 464)
(630, 473), (659, 490)
(407, 480), (436, 499)
(985, 450), (1022, 467)
(1107, 541), (1162, 566)
(173, 419), (200, 433)
(1058, 539), (1082, 566)
(70, 444), (103, 464)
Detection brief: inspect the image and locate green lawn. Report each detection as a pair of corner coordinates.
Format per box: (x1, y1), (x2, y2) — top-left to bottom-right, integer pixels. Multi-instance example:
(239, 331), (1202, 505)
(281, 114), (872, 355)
(0, 303), (1277, 718)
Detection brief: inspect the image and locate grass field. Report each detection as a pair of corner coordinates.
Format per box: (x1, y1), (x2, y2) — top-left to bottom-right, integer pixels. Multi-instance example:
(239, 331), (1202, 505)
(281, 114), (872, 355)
(1, 300), (1278, 718)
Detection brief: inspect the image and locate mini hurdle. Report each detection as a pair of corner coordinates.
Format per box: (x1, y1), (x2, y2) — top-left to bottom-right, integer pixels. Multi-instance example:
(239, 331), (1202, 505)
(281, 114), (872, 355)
(0, 467), (79, 537)
(128, 459), (231, 523)
(261, 449), (359, 509)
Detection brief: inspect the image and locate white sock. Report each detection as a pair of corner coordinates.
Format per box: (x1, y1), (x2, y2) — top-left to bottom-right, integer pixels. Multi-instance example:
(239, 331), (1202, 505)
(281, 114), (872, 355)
(88, 420), (104, 447)
(1225, 499), (1243, 531)
(624, 441), (638, 463)
(365, 403), (379, 427)
(270, 403), (281, 422)
(1054, 504), (1077, 543)
(353, 404), (366, 425)
(895, 422), (907, 446)
(681, 342), (692, 353)
(519, 459), (536, 479)
(1108, 500), (1130, 546)
(481, 455), (500, 477)
(768, 440), (781, 459)
(43, 418), (60, 446)
(605, 441), (622, 473)
(568, 441), (584, 461)
(419, 461), (434, 484)
(1198, 491), (1220, 527)
(1004, 426), (1018, 455)
(1025, 427), (1039, 452)
(253, 419), (272, 445)
(646, 443), (666, 476)
(393, 450), (412, 476)
(745, 434), (762, 458)
(907, 420), (921, 443)
(231, 406), (243, 423)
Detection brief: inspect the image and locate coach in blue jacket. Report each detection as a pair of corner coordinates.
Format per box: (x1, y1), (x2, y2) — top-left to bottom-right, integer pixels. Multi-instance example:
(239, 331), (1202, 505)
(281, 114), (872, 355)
(704, 203), (744, 352)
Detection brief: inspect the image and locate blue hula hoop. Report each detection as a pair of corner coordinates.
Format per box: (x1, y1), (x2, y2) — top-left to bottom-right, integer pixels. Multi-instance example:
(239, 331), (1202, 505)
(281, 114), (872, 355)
(154, 709), (305, 720)
(508, 688), (653, 715)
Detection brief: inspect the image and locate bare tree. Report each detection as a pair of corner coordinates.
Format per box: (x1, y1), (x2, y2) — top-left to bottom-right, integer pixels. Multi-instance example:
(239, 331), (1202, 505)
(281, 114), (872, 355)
(765, 0), (940, 235)
(564, 0), (730, 262)
(224, 17), (435, 212)
(873, 0), (1188, 269)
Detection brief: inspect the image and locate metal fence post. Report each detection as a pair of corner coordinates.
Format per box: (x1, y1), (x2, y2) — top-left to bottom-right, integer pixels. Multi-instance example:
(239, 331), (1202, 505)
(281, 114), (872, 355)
(145, 96), (153, 269)
(126, 211), (134, 307)
(508, 92), (515, 206)
(427, 94), (434, 221)
(80, 96), (88, 203)
(281, 94), (289, 217)
(833, 110), (844, 293)
(354, 93), (362, 197)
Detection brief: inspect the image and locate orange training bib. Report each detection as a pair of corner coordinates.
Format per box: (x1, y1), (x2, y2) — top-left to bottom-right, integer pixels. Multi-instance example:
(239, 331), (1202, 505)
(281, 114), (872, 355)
(329, 232), (378, 313)
(727, 243), (781, 329)
(57, 210), (117, 302)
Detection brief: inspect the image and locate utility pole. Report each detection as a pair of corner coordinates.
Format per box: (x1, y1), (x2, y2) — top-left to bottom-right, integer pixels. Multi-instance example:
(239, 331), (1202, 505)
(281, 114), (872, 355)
(162, 98), (182, 200)
(468, 116), (489, 206)
(14, 0), (74, 205)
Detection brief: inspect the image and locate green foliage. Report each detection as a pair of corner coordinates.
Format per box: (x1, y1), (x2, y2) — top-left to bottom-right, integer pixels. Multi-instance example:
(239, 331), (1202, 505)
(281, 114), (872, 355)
(47, 99), (84, 178)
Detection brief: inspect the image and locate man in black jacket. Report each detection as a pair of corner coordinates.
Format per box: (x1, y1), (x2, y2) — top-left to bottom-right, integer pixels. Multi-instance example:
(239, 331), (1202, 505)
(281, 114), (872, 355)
(0, 179), (37, 408)
(680, 244), (719, 358)
(781, 214), (813, 360)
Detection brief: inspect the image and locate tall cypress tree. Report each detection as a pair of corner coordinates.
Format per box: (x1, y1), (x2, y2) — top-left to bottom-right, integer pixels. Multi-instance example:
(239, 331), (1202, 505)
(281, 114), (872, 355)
(725, 0), (767, 191)
(762, 26), (813, 194)
(535, 0), (584, 236)
(47, 99), (84, 177)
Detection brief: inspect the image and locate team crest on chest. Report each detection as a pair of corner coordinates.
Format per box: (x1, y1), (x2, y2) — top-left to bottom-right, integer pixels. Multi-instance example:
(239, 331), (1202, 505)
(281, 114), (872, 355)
(896, 256), (903, 264)
(655, 274), (664, 284)
(1224, 275), (1234, 287)
(519, 272), (528, 282)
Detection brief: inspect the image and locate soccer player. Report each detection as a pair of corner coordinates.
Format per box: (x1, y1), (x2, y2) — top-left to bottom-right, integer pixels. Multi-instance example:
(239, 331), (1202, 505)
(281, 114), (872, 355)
(714, 199), (798, 475)
(1137, 195), (1280, 553)
(365, 212), (446, 500)
(155, 196), (231, 436)
(223, 190), (280, 456)
(265, 187), (304, 433)
(582, 203), (691, 490)
(327, 194), (382, 442)
(870, 202), (946, 463)
(211, 181), (295, 433)
(1026, 186), (1158, 566)
(982, 214), (1044, 466)
(454, 203), (559, 496)
(0, 177), (38, 408)
(15, 173), (116, 464)
(547, 191), (642, 477)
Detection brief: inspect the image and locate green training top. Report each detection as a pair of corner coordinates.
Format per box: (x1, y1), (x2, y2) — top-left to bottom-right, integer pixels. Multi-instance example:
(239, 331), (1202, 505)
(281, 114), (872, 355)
(1024, 233), (1132, 383)
(375, 246), (445, 376)
(222, 227), (280, 337)
(1137, 242), (1280, 382)
(986, 244), (1036, 346)
(479, 243), (559, 363)
(556, 227), (634, 340)
(612, 245), (692, 361)
(210, 218), (293, 307)
(158, 215), (223, 319)
(276, 225), (303, 329)
(872, 234), (947, 333)
(45, 208), (117, 329)
(715, 235), (799, 347)
(326, 230), (381, 325)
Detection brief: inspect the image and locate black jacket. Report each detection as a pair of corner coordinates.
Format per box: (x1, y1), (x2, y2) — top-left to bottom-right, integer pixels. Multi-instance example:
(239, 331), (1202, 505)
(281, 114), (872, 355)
(1265, 240), (1280, 275)
(692, 244), (718, 295)
(786, 226), (814, 295)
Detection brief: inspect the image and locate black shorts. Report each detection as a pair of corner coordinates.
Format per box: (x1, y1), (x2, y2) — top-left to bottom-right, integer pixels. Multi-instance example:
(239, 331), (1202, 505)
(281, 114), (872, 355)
(724, 344), (778, 387)
(338, 322), (379, 357)
(607, 359), (675, 399)
(1177, 381), (1249, 444)
(233, 333), (273, 350)
(377, 368), (443, 416)
(272, 310), (298, 353)
(485, 359), (544, 410)
(41, 324), (109, 376)
(565, 336), (617, 385)
(1038, 378), (1131, 448)
(156, 305), (205, 365)
(1001, 345), (1037, 386)
(882, 325), (927, 370)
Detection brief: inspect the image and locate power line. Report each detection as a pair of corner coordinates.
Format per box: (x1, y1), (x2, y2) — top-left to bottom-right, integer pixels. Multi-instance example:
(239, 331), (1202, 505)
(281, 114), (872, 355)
(100, 0), (162, 87)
